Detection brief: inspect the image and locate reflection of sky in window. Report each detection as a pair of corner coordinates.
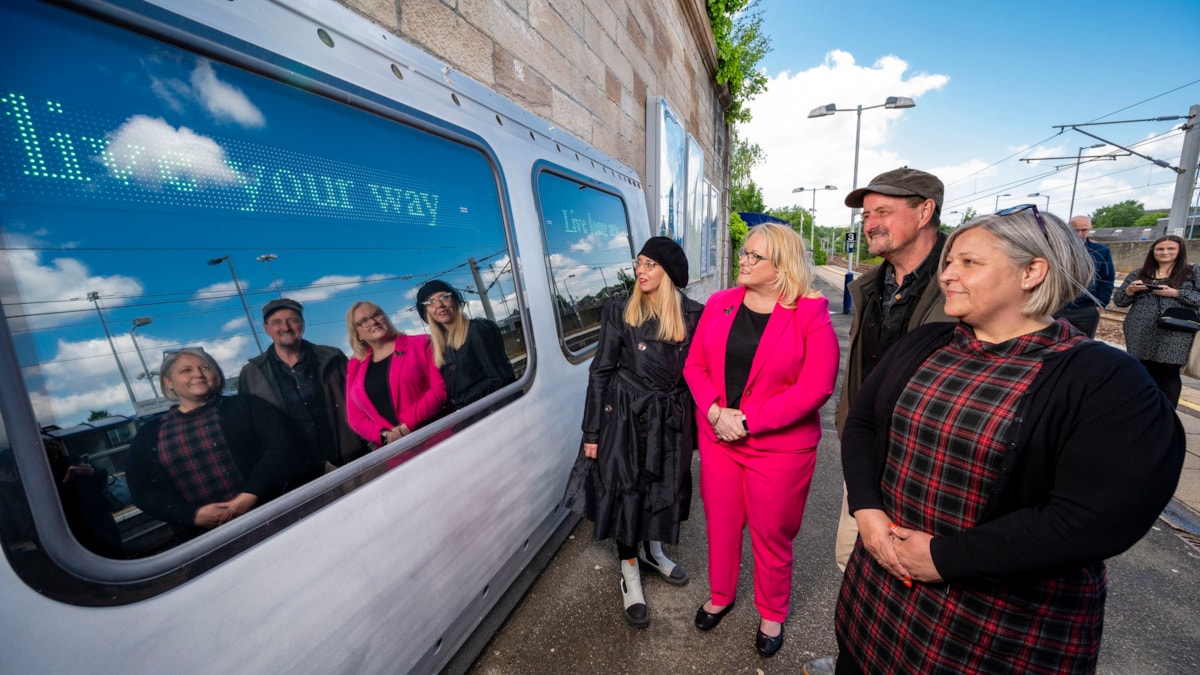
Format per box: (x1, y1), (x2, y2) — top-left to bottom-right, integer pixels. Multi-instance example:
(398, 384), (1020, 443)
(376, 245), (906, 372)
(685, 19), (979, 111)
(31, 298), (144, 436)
(538, 171), (631, 302)
(0, 2), (508, 425)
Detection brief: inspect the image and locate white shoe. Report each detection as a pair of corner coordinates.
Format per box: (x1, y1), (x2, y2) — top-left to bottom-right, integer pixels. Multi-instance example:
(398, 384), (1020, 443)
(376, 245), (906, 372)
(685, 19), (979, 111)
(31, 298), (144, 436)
(620, 558), (650, 627)
(638, 541), (689, 586)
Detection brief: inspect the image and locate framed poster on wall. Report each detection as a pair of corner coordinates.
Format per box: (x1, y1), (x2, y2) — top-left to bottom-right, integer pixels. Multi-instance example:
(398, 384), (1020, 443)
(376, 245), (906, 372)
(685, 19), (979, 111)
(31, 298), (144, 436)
(646, 96), (686, 243)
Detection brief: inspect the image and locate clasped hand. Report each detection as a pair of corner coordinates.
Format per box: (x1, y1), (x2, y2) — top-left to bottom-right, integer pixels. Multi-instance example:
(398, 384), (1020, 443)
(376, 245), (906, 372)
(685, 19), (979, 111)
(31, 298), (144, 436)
(707, 404), (746, 443)
(194, 492), (259, 528)
(855, 509), (943, 585)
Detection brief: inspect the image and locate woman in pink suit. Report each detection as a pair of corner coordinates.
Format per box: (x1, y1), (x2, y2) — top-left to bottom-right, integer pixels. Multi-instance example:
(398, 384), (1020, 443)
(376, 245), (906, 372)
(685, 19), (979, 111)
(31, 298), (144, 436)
(683, 222), (840, 657)
(345, 301), (447, 448)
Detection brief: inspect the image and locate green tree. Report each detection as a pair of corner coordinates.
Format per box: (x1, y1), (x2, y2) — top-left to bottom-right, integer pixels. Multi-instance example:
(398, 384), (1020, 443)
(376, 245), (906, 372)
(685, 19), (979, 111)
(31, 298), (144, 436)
(1091, 200), (1144, 229)
(707, 0), (771, 124)
(87, 409), (112, 421)
(1133, 211), (1168, 229)
(729, 212), (748, 277)
(730, 129), (766, 213)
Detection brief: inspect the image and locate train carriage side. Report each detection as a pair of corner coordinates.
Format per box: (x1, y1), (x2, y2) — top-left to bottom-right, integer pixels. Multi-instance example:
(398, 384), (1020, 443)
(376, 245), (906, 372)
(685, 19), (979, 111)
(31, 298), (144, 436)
(0, 0), (652, 672)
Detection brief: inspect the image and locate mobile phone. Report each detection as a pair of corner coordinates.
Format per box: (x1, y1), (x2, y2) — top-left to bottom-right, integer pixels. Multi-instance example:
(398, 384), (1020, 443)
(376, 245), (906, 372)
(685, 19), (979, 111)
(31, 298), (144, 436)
(1143, 282), (1162, 290)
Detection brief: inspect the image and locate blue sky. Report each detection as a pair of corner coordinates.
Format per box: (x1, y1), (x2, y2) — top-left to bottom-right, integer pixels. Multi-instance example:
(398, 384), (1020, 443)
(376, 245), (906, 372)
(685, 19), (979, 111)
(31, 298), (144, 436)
(743, 0), (1200, 224)
(0, 1), (512, 426)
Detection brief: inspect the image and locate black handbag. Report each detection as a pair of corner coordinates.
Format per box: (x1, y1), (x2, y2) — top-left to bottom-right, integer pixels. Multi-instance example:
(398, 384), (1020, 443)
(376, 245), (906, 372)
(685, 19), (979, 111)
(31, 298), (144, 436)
(1157, 306), (1200, 332)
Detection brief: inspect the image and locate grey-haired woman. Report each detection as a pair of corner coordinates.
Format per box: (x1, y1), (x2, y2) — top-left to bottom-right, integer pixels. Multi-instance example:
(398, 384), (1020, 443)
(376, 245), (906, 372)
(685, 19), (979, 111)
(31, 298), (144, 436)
(126, 348), (293, 535)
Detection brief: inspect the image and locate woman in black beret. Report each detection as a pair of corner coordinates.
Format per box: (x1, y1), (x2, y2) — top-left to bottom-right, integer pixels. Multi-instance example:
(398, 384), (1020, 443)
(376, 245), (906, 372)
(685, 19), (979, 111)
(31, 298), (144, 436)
(415, 279), (517, 410)
(562, 236), (703, 627)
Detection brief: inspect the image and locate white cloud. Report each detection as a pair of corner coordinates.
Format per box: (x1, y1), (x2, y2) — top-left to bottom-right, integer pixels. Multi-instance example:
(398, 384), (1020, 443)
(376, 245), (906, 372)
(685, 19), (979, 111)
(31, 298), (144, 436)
(1, 234), (144, 330)
(744, 51), (949, 213)
(222, 317), (246, 332)
(290, 274), (390, 303)
(192, 278), (248, 304)
(190, 60), (266, 128)
(28, 333), (252, 426)
(102, 115), (243, 188)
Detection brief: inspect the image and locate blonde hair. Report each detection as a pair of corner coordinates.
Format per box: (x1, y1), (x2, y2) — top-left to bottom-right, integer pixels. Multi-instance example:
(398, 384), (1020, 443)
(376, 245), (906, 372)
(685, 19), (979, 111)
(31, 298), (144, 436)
(743, 222), (815, 308)
(345, 300), (400, 359)
(427, 304), (469, 368)
(624, 277), (687, 342)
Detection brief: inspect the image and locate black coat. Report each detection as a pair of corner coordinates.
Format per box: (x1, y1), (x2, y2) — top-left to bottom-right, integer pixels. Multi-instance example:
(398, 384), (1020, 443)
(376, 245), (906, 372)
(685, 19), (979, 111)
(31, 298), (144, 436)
(126, 396), (293, 533)
(562, 294), (704, 545)
(441, 319), (517, 409)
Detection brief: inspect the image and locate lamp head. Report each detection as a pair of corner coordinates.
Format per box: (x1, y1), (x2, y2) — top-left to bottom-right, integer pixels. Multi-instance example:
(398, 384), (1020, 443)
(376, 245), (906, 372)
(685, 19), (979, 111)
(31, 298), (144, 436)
(884, 96), (916, 110)
(132, 317), (152, 329)
(807, 103), (836, 118)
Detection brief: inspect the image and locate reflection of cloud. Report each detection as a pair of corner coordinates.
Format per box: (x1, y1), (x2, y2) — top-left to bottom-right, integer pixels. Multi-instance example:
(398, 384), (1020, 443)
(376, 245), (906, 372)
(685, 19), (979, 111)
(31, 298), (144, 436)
(222, 317), (246, 332)
(290, 274), (389, 303)
(103, 115), (242, 188)
(192, 279), (247, 304)
(1, 235), (143, 330)
(29, 333), (251, 425)
(190, 60), (266, 128)
(149, 59), (265, 128)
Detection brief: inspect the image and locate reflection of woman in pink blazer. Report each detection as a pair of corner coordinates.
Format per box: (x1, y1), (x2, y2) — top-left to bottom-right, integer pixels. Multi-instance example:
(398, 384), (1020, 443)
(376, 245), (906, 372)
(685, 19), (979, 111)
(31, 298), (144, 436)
(345, 301), (446, 447)
(684, 223), (839, 658)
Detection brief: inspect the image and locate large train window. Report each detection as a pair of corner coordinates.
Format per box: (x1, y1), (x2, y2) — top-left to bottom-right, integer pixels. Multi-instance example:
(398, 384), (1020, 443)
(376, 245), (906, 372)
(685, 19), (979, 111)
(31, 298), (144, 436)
(0, 0), (521, 561)
(536, 171), (633, 355)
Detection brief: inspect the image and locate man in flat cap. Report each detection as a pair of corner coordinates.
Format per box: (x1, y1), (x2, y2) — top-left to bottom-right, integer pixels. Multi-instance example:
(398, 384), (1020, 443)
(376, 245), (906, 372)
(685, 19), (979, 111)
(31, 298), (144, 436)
(240, 298), (367, 475)
(803, 167), (956, 674)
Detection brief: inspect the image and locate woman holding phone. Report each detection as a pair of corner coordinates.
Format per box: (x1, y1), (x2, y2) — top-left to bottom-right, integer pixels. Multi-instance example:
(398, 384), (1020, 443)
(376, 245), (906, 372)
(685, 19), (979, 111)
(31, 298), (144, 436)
(1112, 235), (1200, 406)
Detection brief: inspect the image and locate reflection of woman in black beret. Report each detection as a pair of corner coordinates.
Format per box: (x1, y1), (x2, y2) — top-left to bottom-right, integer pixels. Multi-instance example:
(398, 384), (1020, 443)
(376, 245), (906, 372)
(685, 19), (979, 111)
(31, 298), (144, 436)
(416, 279), (516, 410)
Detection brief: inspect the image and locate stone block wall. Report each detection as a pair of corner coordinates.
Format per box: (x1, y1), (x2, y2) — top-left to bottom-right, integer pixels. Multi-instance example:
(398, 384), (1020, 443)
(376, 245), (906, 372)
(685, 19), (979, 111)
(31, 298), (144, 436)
(336, 0), (730, 211)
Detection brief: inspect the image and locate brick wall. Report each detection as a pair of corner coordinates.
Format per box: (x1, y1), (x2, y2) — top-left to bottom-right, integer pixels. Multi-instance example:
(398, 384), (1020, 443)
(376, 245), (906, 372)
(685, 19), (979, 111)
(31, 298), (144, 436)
(336, 0), (730, 211)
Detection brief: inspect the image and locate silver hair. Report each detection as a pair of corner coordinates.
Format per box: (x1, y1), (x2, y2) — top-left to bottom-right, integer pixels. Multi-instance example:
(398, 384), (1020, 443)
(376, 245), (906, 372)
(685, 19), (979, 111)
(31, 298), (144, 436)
(159, 348), (225, 402)
(942, 208), (1095, 317)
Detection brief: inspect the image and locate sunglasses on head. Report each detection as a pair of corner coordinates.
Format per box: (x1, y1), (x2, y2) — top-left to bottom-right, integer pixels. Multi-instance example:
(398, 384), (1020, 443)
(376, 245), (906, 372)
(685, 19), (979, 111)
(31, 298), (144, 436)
(994, 203), (1048, 240)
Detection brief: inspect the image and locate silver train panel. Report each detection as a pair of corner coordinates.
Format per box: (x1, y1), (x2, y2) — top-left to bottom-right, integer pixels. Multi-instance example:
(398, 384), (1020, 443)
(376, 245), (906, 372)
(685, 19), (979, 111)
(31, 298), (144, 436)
(0, 0), (648, 671)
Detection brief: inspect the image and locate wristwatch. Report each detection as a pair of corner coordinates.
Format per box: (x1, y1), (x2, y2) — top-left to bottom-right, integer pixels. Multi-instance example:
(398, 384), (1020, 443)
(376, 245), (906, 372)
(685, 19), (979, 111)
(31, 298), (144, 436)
(380, 429), (389, 445)
(741, 418), (749, 432)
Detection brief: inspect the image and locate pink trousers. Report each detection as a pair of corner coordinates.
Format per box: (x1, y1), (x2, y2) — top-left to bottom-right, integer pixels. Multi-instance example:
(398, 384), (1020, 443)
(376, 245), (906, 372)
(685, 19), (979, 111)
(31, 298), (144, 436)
(699, 437), (816, 622)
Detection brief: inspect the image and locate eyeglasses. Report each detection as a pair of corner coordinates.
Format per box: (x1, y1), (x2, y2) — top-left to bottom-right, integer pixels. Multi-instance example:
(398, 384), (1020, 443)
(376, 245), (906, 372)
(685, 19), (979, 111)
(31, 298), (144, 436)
(632, 258), (659, 271)
(994, 204), (1048, 240)
(737, 249), (769, 266)
(421, 292), (456, 307)
(354, 310), (385, 328)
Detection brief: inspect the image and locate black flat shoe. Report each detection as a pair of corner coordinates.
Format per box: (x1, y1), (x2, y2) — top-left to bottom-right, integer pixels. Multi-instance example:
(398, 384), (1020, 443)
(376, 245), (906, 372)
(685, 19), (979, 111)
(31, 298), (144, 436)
(756, 624), (784, 657)
(694, 600), (735, 631)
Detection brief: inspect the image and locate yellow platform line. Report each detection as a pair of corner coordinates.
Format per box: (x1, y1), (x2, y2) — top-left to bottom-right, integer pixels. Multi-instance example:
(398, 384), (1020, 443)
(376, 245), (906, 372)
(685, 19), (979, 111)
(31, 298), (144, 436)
(1179, 398), (1200, 414)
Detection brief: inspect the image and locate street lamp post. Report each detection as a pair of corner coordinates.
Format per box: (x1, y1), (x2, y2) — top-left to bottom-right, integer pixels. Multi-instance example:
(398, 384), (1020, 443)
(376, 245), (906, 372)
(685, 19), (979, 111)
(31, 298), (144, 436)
(208, 255), (265, 352)
(994, 193), (1012, 211)
(791, 184), (838, 255)
(130, 317), (159, 397)
(1027, 192), (1051, 211)
(592, 265), (611, 297)
(256, 253), (282, 298)
(1069, 143), (1106, 218)
(564, 274), (583, 329)
(87, 291), (137, 408)
(808, 96), (916, 314)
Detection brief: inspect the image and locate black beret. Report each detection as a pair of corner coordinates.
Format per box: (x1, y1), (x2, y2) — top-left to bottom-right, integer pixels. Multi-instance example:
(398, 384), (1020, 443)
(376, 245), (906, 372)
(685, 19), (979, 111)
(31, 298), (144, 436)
(415, 279), (459, 322)
(637, 236), (688, 289)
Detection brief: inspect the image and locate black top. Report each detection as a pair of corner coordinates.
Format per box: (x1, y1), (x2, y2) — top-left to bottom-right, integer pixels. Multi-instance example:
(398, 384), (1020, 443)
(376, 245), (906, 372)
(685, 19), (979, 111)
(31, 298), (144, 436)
(724, 304), (771, 407)
(441, 319), (517, 409)
(267, 343), (335, 455)
(364, 356), (398, 425)
(860, 251), (940, 381)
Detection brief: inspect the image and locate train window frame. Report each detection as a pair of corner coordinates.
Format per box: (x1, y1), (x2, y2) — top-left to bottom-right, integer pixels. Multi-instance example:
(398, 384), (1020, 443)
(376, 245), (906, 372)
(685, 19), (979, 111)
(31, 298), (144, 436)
(532, 164), (635, 362)
(0, 0), (532, 602)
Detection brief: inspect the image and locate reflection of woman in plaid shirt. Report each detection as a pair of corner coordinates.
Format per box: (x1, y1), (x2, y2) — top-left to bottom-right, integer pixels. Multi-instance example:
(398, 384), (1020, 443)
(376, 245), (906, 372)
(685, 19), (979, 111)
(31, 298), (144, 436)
(836, 209), (1185, 674)
(127, 349), (290, 533)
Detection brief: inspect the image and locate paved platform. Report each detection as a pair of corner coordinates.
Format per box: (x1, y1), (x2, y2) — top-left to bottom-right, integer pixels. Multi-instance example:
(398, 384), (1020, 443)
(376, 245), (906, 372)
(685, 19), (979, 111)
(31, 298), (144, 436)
(461, 266), (1200, 675)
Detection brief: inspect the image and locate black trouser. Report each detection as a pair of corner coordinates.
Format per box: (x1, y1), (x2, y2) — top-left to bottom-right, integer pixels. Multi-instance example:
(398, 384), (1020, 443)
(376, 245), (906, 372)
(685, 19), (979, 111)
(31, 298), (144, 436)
(1055, 305), (1101, 338)
(617, 542), (639, 560)
(1141, 360), (1182, 408)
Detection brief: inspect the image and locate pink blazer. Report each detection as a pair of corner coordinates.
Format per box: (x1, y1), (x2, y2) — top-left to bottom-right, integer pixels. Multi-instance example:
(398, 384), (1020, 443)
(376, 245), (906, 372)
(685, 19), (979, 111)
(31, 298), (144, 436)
(683, 287), (840, 451)
(345, 334), (447, 442)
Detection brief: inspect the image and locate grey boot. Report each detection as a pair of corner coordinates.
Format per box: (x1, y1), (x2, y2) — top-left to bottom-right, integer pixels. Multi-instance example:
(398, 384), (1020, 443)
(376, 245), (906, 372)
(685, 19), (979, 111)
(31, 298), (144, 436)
(619, 558), (650, 627)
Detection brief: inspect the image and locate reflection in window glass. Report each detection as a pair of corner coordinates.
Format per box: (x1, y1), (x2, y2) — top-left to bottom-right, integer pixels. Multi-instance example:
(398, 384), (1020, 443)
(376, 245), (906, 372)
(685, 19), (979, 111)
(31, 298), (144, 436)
(536, 172), (632, 353)
(0, 1), (519, 557)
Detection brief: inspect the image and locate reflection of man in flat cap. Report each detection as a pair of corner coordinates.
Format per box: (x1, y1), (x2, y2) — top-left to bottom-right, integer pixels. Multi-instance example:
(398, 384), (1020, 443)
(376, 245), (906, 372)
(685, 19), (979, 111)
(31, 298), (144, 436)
(240, 298), (367, 472)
